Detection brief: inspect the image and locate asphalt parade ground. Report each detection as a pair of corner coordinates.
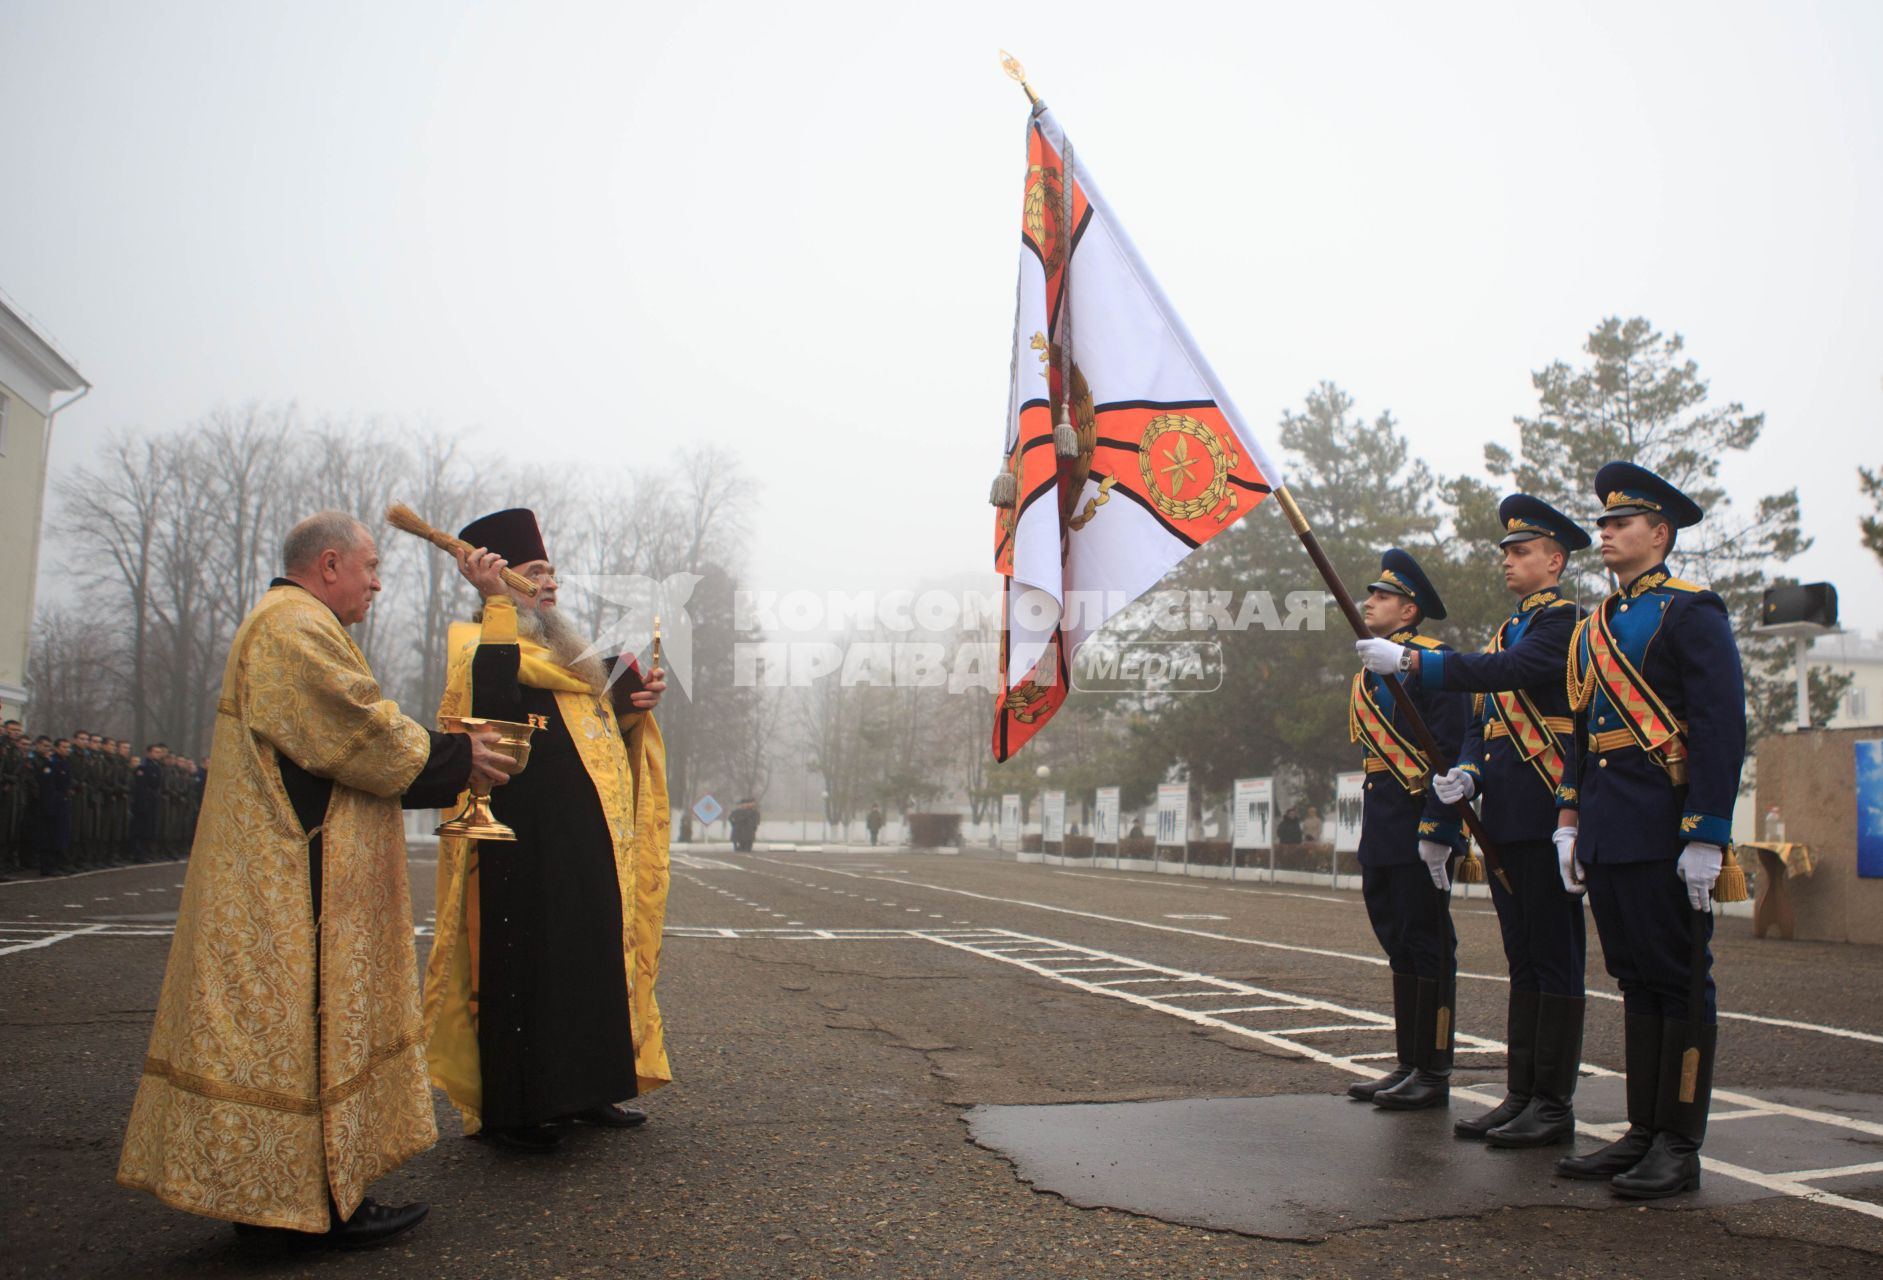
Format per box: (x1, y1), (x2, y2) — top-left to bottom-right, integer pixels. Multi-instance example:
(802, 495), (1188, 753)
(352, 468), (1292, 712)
(5, 845), (1883, 1277)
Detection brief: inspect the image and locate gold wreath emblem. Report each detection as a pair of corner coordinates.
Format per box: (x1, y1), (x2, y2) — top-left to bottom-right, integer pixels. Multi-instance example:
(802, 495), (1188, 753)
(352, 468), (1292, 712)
(1024, 164), (1066, 279)
(1002, 679), (1051, 723)
(1137, 414), (1242, 523)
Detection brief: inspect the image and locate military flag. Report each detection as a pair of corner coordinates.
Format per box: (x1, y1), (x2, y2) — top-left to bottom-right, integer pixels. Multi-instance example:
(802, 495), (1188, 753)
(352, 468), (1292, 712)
(991, 94), (1283, 759)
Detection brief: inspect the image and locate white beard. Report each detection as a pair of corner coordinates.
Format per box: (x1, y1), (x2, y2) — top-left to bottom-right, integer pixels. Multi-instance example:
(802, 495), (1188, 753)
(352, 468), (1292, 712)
(517, 606), (607, 694)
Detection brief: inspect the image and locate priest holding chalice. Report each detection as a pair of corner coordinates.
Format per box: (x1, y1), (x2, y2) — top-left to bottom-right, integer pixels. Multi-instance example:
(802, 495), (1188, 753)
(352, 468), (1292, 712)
(421, 508), (674, 1154)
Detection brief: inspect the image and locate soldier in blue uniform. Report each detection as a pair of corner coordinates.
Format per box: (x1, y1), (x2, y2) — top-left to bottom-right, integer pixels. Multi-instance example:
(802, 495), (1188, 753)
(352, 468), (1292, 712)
(1361, 496), (1591, 1148)
(31, 736), (74, 877)
(1344, 549), (1471, 1111)
(130, 744), (167, 864)
(1553, 462), (1745, 1199)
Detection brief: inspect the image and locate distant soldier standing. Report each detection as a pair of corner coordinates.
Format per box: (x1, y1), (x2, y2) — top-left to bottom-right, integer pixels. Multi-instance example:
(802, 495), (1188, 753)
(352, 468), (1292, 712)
(1362, 496), (1590, 1147)
(32, 737), (74, 877)
(0, 720), (26, 878)
(1345, 549), (1470, 1111)
(1554, 462), (1746, 1199)
(130, 744), (166, 864)
(110, 739), (134, 862)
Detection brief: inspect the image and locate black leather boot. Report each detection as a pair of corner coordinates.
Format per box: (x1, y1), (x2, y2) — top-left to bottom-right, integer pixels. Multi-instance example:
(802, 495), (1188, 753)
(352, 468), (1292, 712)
(1457, 988), (1538, 1139)
(1374, 976), (1453, 1110)
(1612, 1019), (1713, 1198)
(1558, 1012), (1659, 1179)
(1488, 992), (1585, 1147)
(1349, 971), (1417, 1101)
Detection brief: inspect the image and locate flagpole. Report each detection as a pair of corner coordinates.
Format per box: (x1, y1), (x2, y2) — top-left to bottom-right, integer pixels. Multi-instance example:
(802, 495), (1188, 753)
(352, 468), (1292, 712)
(1272, 486), (1512, 892)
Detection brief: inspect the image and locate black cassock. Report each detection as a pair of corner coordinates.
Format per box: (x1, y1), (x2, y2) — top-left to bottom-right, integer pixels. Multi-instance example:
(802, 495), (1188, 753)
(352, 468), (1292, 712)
(472, 640), (637, 1129)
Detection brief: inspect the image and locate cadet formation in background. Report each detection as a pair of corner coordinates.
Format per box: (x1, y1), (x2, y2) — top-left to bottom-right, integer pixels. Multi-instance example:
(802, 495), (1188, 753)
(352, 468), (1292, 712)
(0, 721), (205, 878)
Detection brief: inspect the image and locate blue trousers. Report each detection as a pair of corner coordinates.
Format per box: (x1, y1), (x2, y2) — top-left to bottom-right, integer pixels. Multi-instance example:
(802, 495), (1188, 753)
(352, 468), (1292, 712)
(1362, 861), (1457, 979)
(1586, 857), (1715, 1022)
(1487, 838), (1587, 996)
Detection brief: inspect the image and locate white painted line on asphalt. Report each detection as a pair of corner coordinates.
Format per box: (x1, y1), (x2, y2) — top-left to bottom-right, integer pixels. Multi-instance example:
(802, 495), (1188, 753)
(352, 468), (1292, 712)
(782, 860), (1883, 1051)
(1201, 1005), (1302, 1015)
(1782, 1160), (1883, 1182)
(0, 923), (109, 957)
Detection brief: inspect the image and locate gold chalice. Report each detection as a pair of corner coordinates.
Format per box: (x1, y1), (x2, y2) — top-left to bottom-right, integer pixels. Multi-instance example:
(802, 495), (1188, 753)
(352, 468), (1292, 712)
(435, 715), (537, 841)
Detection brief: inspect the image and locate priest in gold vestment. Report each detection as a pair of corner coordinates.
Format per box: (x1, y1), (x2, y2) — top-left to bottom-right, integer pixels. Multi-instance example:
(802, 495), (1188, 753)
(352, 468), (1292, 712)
(118, 512), (515, 1248)
(423, 508), (672, 1153)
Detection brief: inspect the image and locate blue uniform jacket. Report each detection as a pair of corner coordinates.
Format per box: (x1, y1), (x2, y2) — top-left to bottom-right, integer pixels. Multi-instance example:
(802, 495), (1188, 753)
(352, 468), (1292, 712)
(1357, 628), (1469, 867)
(1419, 588), (1582, 844)
(32, 753), (72, 847)
(1558, 565), (1746, 864)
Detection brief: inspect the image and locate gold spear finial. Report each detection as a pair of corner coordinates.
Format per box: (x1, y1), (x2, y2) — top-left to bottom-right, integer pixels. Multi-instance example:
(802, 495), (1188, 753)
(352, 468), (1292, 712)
(999, 49), (1039, 105)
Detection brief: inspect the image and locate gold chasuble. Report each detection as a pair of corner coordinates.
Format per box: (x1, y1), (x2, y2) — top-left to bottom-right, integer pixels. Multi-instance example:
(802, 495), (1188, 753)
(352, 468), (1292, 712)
(421, 597), (672, 1132)
(118, 586), (439, 1231)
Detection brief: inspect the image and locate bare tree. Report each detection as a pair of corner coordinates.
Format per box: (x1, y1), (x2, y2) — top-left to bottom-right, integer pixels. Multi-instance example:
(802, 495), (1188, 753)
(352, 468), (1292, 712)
(52, 435), (175, 746)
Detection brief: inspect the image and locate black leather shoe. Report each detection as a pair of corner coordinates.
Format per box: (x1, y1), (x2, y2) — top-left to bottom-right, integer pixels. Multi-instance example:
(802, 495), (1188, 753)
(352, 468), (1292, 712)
(573, 1102), (647, 1129)
(1456, 1092), (1529, 1138)
(1557, 1125), (1652, 1178)
(1373, 1069), (1450, 1110)
(328, 1198), (430, 1249)
(1611, 1131), (1702, 1199)
(1487, 1094), (1576, 1147)
(233, 1198), (429, 1250)
(482, 1124), (563, 1152)
(1347, 1066), (1411, 1102)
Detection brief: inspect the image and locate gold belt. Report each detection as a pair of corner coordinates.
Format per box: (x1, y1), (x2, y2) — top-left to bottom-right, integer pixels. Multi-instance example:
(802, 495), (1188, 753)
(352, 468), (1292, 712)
(1586, 725), (1690, 785)
(1588, 720), (1689, 753)
(1363, 756), (1393, 773)
(1485, 717), (1573, 741)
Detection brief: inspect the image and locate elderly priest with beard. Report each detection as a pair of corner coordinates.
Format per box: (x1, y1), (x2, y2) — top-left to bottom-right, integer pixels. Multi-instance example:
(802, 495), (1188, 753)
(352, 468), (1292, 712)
(118, 511), (517, 1248)
(423, 507), (674, 1153)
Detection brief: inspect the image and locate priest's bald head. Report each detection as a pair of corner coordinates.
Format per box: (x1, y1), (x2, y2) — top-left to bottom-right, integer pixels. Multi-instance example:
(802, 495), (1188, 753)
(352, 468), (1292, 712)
(282, 510), (381, 625)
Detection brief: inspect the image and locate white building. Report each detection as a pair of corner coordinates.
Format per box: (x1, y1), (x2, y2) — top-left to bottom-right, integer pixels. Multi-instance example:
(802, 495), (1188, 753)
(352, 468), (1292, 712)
(0, 288), (89, 723)
(1808, 629), (1883, 729)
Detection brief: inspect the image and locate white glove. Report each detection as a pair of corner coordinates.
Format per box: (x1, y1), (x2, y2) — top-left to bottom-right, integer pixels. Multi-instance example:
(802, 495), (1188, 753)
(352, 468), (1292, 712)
(1552, 826), (1584, 896)
(1356, 637), (1408, 675)
(1432, 767), (1476, 804)
(1677, 842), (1723, 912)
(1418, 839), (1451, 891)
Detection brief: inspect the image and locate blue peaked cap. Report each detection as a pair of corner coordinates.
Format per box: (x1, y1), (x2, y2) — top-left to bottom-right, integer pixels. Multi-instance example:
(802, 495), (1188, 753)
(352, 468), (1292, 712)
(1497, 494), (1591, 552)
(1368, 547), (1447, 621)
(1594, 461), (1705, 529)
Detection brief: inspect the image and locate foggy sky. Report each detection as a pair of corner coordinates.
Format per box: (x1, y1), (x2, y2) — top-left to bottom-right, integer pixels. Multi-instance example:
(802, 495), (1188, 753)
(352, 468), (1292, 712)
(4, 0), (1880, 628)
